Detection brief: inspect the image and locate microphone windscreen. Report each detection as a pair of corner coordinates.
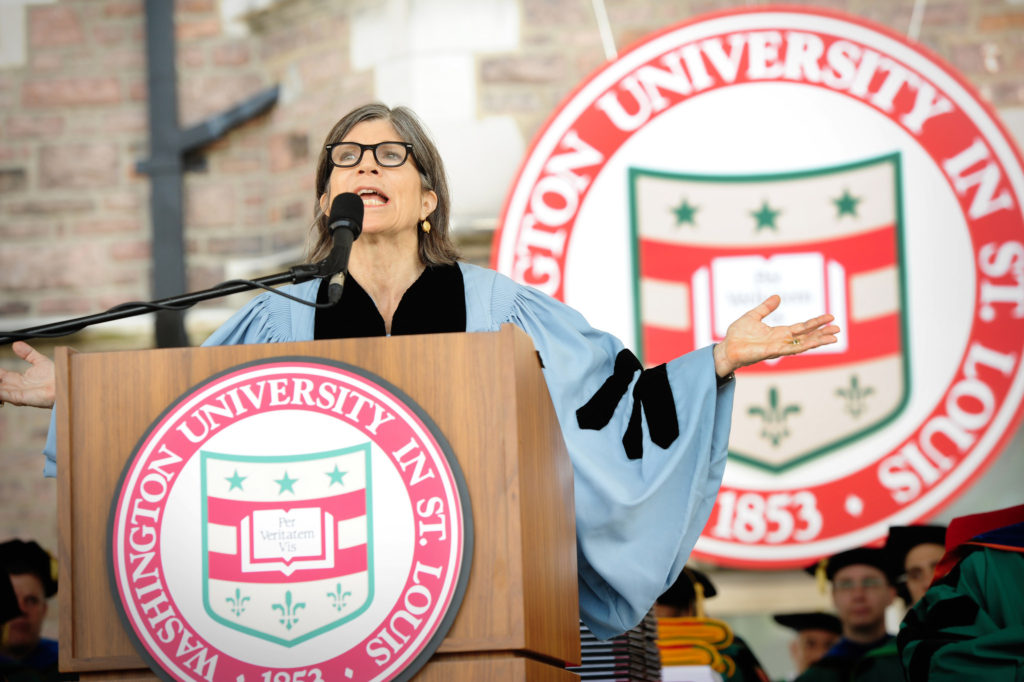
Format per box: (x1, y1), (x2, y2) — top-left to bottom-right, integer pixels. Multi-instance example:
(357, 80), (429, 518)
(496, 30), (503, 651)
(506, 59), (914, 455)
(328, 192), (364, 236)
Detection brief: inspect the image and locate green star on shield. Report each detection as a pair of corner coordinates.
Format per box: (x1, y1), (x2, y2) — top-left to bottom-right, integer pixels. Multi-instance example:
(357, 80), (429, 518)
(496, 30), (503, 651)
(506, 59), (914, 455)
(326, 464), (347, 487)
(672, 198), (699, 226)
(275, 471), (298, 495)
(751, 200), (781, 231)
(225, 469), (246, 491)
(833, 188), (861, 218)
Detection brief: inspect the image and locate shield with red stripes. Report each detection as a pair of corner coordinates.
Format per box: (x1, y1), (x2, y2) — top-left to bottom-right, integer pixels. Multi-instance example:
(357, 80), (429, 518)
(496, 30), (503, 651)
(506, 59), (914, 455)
(630, 153), (908, 472)
(201, 444), (372, 645)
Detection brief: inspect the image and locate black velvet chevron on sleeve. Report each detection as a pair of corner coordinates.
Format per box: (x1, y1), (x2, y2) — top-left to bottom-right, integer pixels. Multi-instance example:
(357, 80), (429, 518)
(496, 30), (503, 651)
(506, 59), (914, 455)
(576, 350), (641, 428)
(897, 560), (981, 682)
(575, 349), (679, 460)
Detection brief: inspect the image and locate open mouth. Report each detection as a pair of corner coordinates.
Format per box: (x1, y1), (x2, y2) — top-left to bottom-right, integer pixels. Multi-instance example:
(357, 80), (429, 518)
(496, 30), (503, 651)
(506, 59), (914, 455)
(357, 188), (389, 207)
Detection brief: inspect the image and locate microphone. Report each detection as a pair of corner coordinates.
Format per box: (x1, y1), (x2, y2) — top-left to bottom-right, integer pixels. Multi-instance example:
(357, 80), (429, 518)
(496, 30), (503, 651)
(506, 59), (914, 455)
(324, 193), (363, 305)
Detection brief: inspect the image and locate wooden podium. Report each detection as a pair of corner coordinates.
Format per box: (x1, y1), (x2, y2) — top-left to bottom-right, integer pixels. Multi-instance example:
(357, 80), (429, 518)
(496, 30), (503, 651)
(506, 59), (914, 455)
(55, 325), (581, 681)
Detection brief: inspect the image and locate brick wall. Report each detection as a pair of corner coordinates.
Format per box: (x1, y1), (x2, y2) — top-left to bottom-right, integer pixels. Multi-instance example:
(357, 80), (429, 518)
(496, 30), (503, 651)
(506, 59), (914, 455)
(1, 0), (1023, 646)
(2, 0), (1023, 326)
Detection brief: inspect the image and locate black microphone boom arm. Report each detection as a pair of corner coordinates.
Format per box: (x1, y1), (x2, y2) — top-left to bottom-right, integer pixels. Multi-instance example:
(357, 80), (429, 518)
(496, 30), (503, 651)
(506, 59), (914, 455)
(0, 263), (325, 346)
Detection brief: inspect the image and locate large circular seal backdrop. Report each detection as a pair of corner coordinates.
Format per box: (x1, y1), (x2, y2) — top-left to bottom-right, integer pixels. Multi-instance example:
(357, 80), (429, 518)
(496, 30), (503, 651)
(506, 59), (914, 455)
(494, 6), (1024, 567)
(109, 357), (472, 681)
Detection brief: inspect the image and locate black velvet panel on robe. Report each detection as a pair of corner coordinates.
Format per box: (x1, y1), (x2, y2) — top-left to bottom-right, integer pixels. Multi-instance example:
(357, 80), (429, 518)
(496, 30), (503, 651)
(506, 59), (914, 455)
(313, 263), (467, 339)
(314, 262), (684, 461)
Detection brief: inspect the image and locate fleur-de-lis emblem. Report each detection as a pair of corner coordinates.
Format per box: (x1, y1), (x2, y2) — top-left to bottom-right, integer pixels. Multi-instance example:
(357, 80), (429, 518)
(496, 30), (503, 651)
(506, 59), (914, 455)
(225, 587), (249, 617)
(748, 386), (801, 446)
(272, 590), (306, 630)
(327, 582), (352, 612)
(836, 374), (875, 418)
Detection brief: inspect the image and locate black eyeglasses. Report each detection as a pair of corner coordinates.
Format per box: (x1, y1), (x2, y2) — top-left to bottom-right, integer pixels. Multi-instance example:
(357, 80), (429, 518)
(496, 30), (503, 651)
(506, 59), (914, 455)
(325, 141), (414, 168)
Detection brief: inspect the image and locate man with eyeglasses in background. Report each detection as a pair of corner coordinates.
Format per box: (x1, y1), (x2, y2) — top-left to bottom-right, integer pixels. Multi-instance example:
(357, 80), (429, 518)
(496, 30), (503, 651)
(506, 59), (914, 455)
(846, 526), (947, 681)
(898, 504), (1024, 681)
(794, 548), (897, 682)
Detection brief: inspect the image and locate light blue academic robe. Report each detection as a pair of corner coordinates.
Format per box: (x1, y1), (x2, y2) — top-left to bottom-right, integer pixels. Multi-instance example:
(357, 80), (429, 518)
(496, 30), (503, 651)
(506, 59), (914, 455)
(46, 262), (733, 640)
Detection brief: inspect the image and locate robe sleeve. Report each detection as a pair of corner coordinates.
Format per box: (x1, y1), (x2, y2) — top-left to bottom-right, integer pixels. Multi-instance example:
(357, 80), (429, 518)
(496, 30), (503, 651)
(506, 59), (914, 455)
(465, 264), (733, 639)
(40, 281), (320, 477)
(42, 409), (57, 477)
(200, 280), (319, 347)
(897, 547), (1024, 681)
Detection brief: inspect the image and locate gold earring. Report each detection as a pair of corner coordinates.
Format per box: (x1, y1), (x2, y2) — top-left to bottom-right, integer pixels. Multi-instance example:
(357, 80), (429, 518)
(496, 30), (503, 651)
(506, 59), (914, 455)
(421, 219), (431, 234)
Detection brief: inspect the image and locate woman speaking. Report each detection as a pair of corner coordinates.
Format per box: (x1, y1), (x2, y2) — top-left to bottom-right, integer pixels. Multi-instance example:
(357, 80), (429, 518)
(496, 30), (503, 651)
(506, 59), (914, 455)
(0, 103), (838, 639)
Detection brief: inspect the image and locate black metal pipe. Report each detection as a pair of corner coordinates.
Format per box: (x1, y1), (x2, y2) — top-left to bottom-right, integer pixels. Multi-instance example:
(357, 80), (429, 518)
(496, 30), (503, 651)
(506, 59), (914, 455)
(137, 1), (279, 348)
(143, 0), (188, 347)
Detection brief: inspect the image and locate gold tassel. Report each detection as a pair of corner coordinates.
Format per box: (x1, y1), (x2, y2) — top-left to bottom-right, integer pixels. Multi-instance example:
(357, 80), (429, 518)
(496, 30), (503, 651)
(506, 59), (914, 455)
(816, 558), (828, 595)
(694, 580), (706, 618)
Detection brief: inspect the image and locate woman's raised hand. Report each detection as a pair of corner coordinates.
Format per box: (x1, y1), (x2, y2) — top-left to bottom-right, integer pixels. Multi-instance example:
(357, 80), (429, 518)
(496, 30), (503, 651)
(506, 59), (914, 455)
(0, 341), (56, 409)
(713, 295), (840, 378)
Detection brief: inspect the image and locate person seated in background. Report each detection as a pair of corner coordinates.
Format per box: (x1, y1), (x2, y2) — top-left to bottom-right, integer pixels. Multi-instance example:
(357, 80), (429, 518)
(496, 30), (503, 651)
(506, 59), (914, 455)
(885, 525), (947, 607)
(0, 539), (72, 681)
(656, 566), (771, 682)
(898, 504), (1024, 682)
(654, 566), (716, 619)
(772, 612), (841, 680)
(795, 548), (897, 682)
(848, 525), (947, 682)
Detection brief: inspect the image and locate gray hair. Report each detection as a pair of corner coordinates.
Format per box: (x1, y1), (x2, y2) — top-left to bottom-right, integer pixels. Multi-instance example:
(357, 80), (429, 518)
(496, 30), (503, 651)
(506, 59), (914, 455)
(308, 103), (458, 265)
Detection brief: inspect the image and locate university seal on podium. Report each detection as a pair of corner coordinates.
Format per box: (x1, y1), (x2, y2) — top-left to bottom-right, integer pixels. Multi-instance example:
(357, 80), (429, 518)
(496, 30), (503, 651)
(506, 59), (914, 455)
(110, 358), (472, 682)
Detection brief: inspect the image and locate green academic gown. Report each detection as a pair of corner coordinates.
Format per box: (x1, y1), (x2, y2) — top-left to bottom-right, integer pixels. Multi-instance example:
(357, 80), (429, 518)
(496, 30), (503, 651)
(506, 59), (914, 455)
(722, 635), (771, 682)
(850, 639), (906, 681)
(898, 521), (1024, 682)
(794, 636), (892, 682)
